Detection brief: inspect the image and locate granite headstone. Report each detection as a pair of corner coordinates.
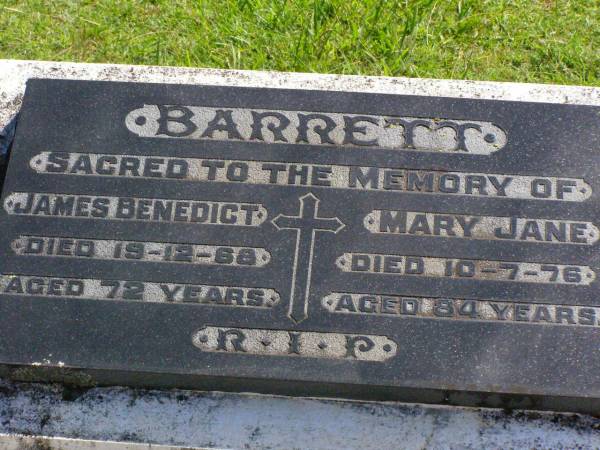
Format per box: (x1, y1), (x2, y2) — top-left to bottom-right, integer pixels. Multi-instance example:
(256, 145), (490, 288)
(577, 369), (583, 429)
(1, 78), (600, 413)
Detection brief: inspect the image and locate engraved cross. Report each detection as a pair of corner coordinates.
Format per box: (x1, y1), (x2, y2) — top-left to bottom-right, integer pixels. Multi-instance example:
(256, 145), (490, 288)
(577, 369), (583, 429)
(272, 193), (345, 323)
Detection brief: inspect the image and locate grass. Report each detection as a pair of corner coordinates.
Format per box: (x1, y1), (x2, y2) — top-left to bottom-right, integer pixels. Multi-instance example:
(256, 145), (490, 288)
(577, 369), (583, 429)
(1, 0), (599, 85)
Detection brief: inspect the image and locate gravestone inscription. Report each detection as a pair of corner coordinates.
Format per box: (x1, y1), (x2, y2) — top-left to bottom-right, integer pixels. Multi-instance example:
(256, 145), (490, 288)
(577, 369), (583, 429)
(1, 78), (600, 413)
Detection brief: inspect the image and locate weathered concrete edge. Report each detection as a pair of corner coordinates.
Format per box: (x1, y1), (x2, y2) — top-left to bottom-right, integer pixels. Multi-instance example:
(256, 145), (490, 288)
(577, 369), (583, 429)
(1, 379), (600, 449)
(2, 58), (600, 132)
(0, 434), (212, 450)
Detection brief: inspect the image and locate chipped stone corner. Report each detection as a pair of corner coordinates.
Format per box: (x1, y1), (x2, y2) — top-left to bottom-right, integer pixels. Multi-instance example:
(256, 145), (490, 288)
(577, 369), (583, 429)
(0, 113), (17, 161)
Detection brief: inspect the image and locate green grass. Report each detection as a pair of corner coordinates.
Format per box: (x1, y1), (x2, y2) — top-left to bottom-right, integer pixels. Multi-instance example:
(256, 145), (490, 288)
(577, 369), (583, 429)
(1, 0), (599, 85)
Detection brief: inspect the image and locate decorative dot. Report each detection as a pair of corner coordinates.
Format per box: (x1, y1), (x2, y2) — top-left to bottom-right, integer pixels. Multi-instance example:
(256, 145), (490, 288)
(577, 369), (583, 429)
(383, 344), (392, 352)
(581, 188), (587, 194)
(135, 116), (147, 126)
(318, 341), (328, 349)
(198, 335), (208, 343)
(261, 338), (271, 347)
(257, 212), (263, 218)
(368, 218), (374, 224)
(262, 255), (268, 261)
(35, 159), (42, 165)
(484, 133), (496, 143)
(326, 299), (333, 305)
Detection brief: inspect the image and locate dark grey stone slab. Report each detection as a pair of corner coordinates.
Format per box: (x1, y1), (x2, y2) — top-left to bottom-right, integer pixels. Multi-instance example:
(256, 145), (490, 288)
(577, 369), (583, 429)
(1, 78), (600, 413)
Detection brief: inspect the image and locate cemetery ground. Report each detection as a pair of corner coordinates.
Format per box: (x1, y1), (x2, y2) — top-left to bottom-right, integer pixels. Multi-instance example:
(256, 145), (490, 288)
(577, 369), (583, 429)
(1, 0), (599, 86)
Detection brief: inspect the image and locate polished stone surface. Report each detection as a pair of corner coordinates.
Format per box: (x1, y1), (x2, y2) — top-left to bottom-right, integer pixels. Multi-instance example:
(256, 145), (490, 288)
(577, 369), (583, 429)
(2, 78), (600, 414)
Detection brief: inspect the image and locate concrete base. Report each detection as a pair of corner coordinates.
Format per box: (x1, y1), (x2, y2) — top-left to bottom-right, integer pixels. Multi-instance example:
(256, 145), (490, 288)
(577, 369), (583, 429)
(1, 59), (600, 449)
(1, 379), (600, 449)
